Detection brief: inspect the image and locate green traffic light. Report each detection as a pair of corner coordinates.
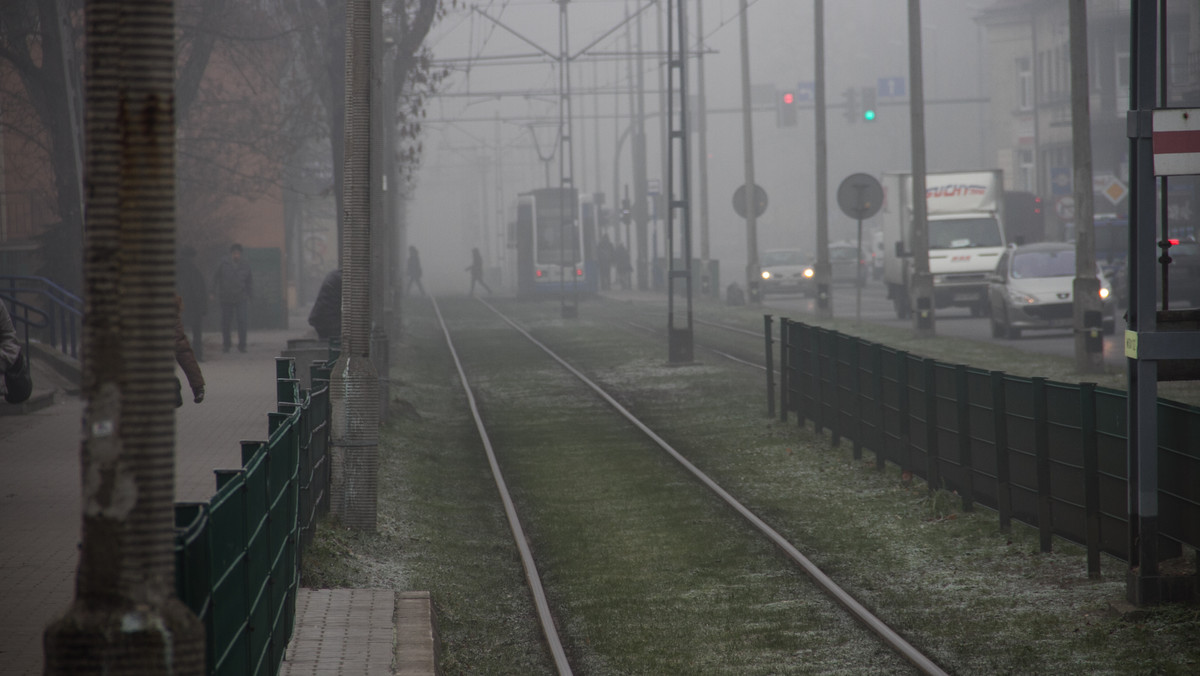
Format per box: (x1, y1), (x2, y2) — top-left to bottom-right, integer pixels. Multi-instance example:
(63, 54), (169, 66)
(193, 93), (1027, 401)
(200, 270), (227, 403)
(863, 109), (876, 121)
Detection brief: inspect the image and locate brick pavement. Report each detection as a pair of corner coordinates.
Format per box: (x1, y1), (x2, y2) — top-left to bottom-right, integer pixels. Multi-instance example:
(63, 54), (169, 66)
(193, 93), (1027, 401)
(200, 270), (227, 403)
(0, 317), (432, 675)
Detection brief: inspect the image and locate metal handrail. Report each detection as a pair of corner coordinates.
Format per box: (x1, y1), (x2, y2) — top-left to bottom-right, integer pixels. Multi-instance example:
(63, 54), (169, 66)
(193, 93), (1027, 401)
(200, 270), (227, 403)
(0, 276), (82, 359)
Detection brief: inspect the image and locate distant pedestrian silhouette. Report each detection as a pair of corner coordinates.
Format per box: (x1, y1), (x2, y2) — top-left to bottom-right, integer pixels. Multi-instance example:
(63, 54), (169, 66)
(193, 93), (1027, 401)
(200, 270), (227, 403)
(214, 242), (252, 353)
(466, 247), (492, 296)
(407, 246), (426, 296)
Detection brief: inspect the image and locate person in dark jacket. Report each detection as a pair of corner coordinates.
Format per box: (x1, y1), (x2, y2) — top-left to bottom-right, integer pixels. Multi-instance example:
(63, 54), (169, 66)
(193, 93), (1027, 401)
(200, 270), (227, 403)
(174, 295), (205, 405)
(406, 246), (425, 296)
(178, 245), (208, 361)
(213, 242), (252, 353)
(466, 247), (492, 296)
(308, 269), (342, 341)
(1, 299), (31, 404)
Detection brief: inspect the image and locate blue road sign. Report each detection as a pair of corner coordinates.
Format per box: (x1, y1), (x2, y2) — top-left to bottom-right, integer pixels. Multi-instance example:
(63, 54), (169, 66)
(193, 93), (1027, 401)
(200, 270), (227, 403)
(877, 76), (906, 98)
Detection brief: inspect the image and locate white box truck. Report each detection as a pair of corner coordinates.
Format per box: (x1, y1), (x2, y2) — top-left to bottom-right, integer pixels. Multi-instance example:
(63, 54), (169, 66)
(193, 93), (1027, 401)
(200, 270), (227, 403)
(881, 170), (1007, 318)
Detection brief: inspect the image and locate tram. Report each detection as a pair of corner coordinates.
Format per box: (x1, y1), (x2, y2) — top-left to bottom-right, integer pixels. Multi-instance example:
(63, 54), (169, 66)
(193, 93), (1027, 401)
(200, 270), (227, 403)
(512, 187), (598, 299)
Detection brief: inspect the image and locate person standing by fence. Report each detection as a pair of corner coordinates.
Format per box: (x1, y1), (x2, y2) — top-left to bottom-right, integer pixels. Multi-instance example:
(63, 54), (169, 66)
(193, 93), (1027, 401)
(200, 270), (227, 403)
(214, 242), (252, 353)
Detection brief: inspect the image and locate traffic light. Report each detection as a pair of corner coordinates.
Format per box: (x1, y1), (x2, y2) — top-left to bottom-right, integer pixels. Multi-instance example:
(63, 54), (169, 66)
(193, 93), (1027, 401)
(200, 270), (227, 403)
(842, 87), (859, 123)
(861, 85), (877, 122)
(777, 90), (797, 127)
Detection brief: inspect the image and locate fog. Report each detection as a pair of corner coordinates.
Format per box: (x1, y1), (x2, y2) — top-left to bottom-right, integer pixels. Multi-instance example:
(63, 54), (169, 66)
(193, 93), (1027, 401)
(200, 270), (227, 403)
(408, 0), (993, 293)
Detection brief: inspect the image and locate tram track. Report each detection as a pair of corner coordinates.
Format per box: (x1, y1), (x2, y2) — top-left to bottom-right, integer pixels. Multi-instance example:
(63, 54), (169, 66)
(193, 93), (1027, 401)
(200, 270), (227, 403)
(430, 295), (948, 675)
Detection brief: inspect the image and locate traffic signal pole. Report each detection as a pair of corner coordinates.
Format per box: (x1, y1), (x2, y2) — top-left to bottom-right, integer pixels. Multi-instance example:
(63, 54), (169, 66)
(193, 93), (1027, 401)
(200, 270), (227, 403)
(738, 0), (759, 301)
(907, 0), (934, 337)
(813, 0), (831, 319)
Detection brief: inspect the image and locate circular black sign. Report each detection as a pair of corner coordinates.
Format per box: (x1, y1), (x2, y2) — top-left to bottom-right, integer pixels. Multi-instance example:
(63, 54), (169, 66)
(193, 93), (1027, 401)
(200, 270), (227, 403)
(733, 183), (768, 219)
(837, 173), (884, 220)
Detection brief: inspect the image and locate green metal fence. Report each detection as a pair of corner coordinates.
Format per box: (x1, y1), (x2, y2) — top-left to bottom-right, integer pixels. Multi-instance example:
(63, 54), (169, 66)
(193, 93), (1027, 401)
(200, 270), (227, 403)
(774, 317), (1200, 577)
(174, 354), (333, 675)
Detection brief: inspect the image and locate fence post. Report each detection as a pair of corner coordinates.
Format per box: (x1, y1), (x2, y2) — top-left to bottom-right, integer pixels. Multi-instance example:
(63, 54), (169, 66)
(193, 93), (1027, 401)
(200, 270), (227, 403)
(764, 314), (775, 418)
(873, 345), (885, 471)
(830, 332), (841, 448)
(1033, 376), (1053, 553)
(779, 318), (789, 423)
(794, 323), (807, 429)
(1081, 382), (1101, 578)
(924, 358), (940, 492)
(991, 371), (1013, 532)
(897, 351), (912, 477)
(811, 327), (823, 437)
(956, 364), (975, 511)
(851, 338), (862, 460)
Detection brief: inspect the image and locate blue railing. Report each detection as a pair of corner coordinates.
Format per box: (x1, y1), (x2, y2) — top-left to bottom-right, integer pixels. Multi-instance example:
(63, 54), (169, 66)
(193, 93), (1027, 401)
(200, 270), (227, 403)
(0, 276), (82, 360)
(174, 353), (333, 675)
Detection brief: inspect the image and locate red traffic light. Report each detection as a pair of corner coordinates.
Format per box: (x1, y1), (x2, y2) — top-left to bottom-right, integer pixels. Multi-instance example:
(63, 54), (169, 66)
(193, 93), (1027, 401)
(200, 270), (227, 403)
(782, 92), (794, 105)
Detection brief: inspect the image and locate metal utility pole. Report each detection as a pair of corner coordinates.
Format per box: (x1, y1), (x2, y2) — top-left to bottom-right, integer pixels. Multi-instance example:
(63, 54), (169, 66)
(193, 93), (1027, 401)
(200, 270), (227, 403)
(666, 0), (694, 363)
(694, 0), (713, 297)
(738, 0), (759, 301)
(814, 0), (831, 319)
(907, 0), (934, 336)
(331, 0), (380, 531)
(1069, 0), (1102, 373)
(558, 0), (580, 318)
(634, 4), (650, 290)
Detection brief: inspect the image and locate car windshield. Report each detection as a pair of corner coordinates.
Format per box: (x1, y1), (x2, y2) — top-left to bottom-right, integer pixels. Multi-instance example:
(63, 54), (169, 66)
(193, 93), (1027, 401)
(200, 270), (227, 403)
(929, 217), (1004, 249)
(762, 250), (805, 266)
(1011, 249), (1075, 279)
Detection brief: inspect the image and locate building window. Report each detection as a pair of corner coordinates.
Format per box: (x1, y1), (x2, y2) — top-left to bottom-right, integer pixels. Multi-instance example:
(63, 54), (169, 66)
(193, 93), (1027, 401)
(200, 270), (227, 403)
(1018, 148), (1035, 193)
(1116, 51), (1130, 112)
(1018, 57), (1033, 110)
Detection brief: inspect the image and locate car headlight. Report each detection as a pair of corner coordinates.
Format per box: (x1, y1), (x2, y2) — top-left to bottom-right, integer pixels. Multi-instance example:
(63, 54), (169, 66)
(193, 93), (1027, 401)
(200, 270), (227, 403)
(803, 267), (814, 279)
(1008, 290), (1037, 304)
(761, 270), (772, 280)
(1099, 287), (1110, 300)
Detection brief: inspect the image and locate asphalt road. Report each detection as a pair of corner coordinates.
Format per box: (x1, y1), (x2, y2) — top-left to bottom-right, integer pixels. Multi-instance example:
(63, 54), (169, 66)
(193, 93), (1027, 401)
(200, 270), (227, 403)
(762, 279), (1128, 368)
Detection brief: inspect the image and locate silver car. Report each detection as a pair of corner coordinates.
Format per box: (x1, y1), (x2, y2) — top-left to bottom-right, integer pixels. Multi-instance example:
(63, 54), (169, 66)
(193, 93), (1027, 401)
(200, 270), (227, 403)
(759, 249), (815, 296)
(988, 242), (1117, 339)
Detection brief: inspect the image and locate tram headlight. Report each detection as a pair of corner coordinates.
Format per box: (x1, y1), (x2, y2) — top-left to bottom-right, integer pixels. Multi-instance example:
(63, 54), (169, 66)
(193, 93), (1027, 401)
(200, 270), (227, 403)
(802, 267), (814, 279)
(1099, 286), (1110, 300)
(761, 270), (772, 280)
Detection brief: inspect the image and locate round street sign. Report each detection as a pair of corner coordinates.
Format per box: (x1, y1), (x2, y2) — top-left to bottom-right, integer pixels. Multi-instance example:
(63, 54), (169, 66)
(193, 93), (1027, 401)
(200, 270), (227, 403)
(836, 173), (884, 220)
(733, 183), (768, 219)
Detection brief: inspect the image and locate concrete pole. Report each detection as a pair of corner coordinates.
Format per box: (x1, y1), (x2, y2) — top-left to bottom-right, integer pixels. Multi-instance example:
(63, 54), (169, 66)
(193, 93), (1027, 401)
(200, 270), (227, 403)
(695, 0), (713, 294)
(814, 0), (831, 318)
(738, 0), (759, 301)
(331, 0), (380, 531)
(907, 0), (934, 337)
(1069, 0), (1102, 374)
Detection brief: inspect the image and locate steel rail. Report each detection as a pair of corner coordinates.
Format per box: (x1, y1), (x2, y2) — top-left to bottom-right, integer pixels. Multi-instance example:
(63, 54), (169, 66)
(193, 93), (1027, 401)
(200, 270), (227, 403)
(481, 298), (949, 676)
(626, 320), (765, 371)
(430, 297), (573, 676)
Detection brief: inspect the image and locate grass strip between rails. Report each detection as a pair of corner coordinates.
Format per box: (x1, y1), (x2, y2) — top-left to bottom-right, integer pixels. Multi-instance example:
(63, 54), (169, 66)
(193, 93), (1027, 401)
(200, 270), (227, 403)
(303, 296), (1200, 675)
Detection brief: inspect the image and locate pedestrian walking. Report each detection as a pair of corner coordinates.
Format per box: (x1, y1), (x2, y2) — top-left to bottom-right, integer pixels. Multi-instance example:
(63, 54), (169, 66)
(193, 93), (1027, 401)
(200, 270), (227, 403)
(466, 247), (492, 296)
(615, 242), (632, 290)
(406, 246), (426, 296)
(174, 295), (205, 406)
(597, 233), (614, 290)
(177, 245), (207, 361)
(0, 299), (31, 403)
(213, 242), (253, 353)
(308, 269), (342, 341)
